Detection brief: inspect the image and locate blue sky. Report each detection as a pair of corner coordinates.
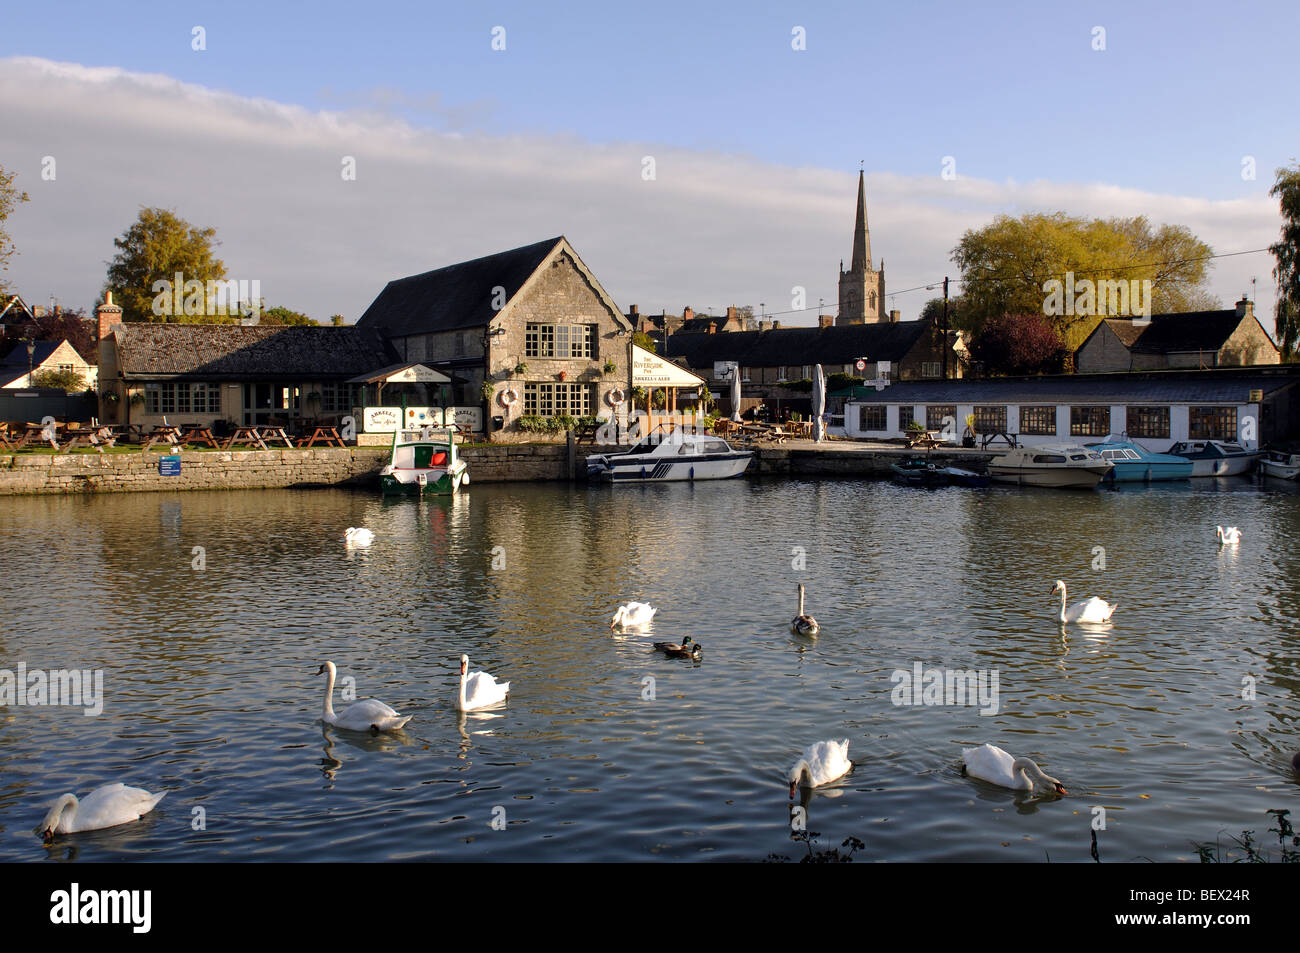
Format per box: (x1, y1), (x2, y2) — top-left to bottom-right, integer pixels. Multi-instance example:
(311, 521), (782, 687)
(6, 0), (1293, 196)
(0, 1), (1294, 325)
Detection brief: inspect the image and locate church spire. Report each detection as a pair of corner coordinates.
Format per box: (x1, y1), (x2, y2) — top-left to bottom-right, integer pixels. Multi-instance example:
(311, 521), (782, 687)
(850, 170), (871, 273)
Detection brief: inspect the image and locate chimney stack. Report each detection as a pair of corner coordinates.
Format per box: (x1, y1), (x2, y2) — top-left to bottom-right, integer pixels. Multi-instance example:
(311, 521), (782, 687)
(96, 290), (123, 340)
(890, 309), (900, 323)
(759, 320), (770, 332)
(818, 314), (834, 329)
(683, 306), (694, 323)
(1236, 296), (1252, 319)
(772, 320), (781, 330)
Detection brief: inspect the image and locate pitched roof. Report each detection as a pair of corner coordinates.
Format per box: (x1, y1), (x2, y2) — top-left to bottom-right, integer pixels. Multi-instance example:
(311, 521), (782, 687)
(356, 236), (563, 337)
(0, 340), (60, 369)
(113, 324), (399, 379)
(1086, 310), (1275, 356)
(838, 368), (1299, 404)
(1098, 319), (1146, 348)
(665, 321), (931, 370)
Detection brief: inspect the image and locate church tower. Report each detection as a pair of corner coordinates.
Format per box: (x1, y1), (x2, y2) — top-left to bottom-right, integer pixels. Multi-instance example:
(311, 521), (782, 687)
(837, 171), (886, 325)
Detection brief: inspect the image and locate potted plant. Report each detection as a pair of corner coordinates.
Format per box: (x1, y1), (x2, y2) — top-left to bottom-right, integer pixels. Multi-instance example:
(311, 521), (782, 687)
(558, 370), (568, 382)
(480, 380), (495, 402)
(129, 391), (146, 408)
(603, 360), (618, 376)
(514, 362), (528, 376)
(962, 413), (977, 448)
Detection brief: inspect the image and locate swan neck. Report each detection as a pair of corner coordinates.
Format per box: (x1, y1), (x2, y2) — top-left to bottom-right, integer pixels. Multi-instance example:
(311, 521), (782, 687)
(798, 587), (805, 615)
(322, 665), (336, 721)
(1058, 586), (1068, 622)
(458, 667), (468, 710)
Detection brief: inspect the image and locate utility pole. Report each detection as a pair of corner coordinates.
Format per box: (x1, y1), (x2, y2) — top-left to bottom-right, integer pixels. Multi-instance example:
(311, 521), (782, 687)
(941, 277), (949, 381)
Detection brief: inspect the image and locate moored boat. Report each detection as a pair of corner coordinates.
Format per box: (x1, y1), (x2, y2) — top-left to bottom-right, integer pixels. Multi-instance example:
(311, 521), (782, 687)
(1166, 440), (1261, 477)
(891, 457), (948, 487)
(943, 466), (991, 488)
(987, 444), (1113, 488)
(378, 426), (469, 495)
(1261, 449), (1300, 480)
(586, 430), (752, 482)
(1084, 438), (1193, 482)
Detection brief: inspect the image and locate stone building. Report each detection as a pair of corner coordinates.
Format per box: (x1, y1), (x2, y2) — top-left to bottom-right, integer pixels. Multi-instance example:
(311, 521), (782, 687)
(1075, 299), (1281, 373)
(837, 171), (888, 325)
(357, 237), (634, 439)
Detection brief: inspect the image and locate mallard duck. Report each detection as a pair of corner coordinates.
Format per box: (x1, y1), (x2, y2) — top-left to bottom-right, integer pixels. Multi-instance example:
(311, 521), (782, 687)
(652, 636), (702, 659)
(791, 583), (819, 636)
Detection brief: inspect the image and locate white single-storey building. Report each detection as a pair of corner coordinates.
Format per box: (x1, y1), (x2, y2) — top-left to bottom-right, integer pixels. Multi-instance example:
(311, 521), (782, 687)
(837, 369), (1300, 451)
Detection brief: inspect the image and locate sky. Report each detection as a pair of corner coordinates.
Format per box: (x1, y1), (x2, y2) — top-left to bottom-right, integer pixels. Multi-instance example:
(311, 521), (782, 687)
(1, 0), (1295, 330)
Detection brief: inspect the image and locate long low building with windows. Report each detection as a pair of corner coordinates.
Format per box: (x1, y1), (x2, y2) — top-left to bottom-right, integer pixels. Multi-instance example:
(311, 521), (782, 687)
(837, 368), (1300, 450)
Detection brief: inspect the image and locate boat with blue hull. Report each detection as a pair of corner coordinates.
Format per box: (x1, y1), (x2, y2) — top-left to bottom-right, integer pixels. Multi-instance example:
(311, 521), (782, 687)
(1085, 438), (1194, 482)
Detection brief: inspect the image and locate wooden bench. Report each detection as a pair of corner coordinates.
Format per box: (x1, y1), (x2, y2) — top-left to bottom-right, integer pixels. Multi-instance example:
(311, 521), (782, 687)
(981, 431), (1019, 450)
(906, 430), (942, 449)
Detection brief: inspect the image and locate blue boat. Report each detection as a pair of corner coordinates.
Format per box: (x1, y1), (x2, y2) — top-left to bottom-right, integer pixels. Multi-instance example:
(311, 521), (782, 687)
(1084, 438), (1193, 482)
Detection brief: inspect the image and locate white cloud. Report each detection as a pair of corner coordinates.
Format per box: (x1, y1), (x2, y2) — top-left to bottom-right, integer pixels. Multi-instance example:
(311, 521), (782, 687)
(0, 56), (1281, 332)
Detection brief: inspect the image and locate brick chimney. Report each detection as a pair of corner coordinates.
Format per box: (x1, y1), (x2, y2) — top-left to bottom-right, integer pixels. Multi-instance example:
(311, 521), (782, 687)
(890, 309), (901, 323)
(96, 290), (123, 340)
(707, 322), (716, 334)
(683, 306), (694, 323)
(818, 314), (833, 329)
(1236, 296), (1252, 319)
(772, 320), (781, 330)
(758, 320), (770, 332)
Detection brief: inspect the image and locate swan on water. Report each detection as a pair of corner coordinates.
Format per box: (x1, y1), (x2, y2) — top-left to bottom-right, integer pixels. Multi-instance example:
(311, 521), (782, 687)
(317, 660), (411, 733)
(961, 743), (1067, 794)
(611, 602), (657, 629)
(788, 739), (852, 797)
(1216, 526), (1242, 546)
(38, 783), (167, 841)
(458, 654), (510, 711)
(791, 583), (820, 636)
(1053, 579), (1116, 624)
(345, 527), (375, 547)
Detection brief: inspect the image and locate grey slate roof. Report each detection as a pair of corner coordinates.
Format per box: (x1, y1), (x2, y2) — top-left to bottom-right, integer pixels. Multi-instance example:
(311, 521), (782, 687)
(838, 369), (1299, 404)
(356, 237), (563, 337)
(666, 321), (931, 370)
(1087, 310), (1272, 355)
(114, 324), (399, 380)
(0, 340), (60, 369)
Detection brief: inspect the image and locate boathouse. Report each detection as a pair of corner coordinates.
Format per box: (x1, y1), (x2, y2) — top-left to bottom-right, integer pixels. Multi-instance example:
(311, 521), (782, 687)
(837, 367), (1300, 451)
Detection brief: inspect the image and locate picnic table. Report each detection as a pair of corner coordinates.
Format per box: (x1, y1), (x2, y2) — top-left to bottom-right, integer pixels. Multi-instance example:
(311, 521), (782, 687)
(178, 426), (222, 449)
(906, 430), (943, 449)
(296, 426), (345, 448)
(6, 422), (62, 450)
(142, 426), (184, 452)
(573, 422), (600, 445)
(223, 427), (269, 450)
(258, 426), (295, 449)
(981, 431), (1019, 450)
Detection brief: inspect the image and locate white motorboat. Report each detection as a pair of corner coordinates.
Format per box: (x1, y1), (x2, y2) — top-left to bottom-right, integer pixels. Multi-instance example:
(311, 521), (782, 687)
(1166, 440), (1262, 477)
(587, 431), (753, 483)
(987, 443), (1114, 488)
(1261, 450), (1300, 480)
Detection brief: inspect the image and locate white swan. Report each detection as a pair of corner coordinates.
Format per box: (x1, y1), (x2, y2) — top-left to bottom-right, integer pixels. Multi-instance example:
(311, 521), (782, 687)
(1053, 579), (1116, 624)
(317, 660), (411, 732)
(961, 743), (1067, 794)
(788, 739), (852, 797)
(1216, 525), (1242, 545)
(38, 783), (166, 841)
(457, 654), (510, 711)
(791, 583), (819, 636)
(611, 602), (657, 629)
(345, 527), (374, 547)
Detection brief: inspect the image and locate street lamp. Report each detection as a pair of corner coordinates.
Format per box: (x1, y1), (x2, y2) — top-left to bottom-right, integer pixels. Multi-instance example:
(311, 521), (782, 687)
(25, 337), (35, 387)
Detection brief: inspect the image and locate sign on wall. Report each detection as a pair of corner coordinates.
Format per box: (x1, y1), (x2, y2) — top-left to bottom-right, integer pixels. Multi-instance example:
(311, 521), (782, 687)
(158, 456), (181, 476)
(450, 406), (482, 432)
(363, 407), (403, 432)
(404, 406), (444, 428)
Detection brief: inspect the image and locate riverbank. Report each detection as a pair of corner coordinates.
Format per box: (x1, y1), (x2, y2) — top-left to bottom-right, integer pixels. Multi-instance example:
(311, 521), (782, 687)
(0, 440), (999, 495)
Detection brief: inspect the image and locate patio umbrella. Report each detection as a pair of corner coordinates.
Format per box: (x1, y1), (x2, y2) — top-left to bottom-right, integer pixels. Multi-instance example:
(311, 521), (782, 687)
(812, 364), (826, 442)
(730, 364), (742, 422)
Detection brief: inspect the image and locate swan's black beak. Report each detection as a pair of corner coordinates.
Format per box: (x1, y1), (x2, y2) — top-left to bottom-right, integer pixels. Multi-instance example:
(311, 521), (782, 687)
(41, 828), (54, 843)
(788, 781), (798, 798)
(315, 665), (325, 675)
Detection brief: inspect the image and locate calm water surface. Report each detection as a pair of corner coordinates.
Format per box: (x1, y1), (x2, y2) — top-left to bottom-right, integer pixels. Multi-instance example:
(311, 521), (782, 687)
(1, 475), (1298, 862)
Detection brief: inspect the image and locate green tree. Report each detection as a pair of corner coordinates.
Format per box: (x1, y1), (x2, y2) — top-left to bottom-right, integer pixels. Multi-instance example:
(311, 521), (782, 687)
(1269, 164), (1300, 360)
(31, 367), (87, 392)
(330, 313), (345, 327)
(632, 331), (657, 353)
(0, 165), (31, 295)
(104, 207), (229, 322)
(952, 212), (1217, 351)
(259, 305), (317, 326)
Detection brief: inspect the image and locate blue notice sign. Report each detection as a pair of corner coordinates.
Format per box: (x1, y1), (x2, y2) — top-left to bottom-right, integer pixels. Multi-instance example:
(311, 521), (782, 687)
(158, 455), (181, 476)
